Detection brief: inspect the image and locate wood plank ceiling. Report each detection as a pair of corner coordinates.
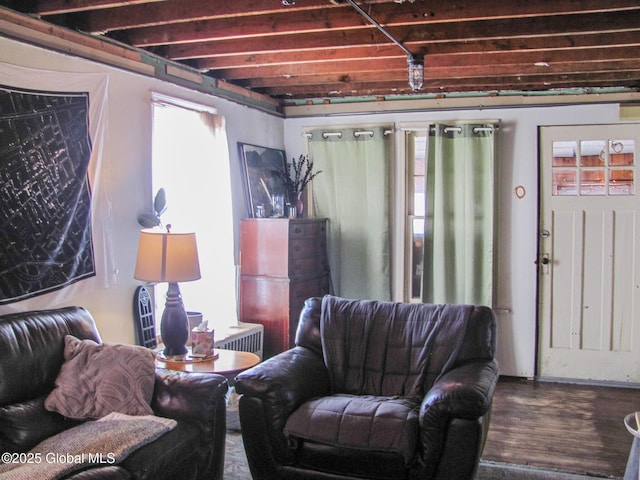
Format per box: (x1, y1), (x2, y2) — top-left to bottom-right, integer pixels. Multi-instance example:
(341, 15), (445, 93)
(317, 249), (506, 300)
(7, 0), (640, 103)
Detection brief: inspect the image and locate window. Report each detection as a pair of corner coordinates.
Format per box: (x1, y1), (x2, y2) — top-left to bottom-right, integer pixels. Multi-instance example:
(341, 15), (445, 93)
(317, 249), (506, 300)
(403, 123), (497, 306)
(405, 131), (427, 301)
(151, 97), (236, 331)
(552, 139), (635, 196)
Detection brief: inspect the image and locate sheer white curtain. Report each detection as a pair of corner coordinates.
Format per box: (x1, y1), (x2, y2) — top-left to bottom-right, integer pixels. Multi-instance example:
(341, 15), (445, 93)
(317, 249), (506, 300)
(421, 123), (497, 306)
(151, 102), (236, 329)
(308, 126), (392, 301)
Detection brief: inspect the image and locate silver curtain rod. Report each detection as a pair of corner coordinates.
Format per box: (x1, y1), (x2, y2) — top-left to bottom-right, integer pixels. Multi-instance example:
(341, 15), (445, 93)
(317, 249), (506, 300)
(400, 125), (499, 134)
(305, 129), (394, 139)
(436, 126), (497, 134)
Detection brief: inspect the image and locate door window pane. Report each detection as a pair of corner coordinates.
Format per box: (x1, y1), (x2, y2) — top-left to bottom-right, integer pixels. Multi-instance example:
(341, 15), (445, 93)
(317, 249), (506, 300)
(580, 140), (605, 167)
(553, 169), (576, 195)
(610, 140), (634, 166)
(552, 141), (577, 167)
(609, 169), (634, 195)
(580, 170), (605, 195)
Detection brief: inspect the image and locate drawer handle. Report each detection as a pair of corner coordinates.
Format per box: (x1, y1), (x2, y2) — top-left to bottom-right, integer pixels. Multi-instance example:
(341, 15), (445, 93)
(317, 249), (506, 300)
(294, 227), (302, 234)
(294, 245), (302, 251)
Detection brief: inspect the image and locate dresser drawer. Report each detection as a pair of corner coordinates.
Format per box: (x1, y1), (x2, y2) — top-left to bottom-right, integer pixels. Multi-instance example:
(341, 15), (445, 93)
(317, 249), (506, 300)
(289, 274), (331, 306)
(289, 220), (327, 239)
(289, 255), (329, 276)
(289, 238), (327, 259)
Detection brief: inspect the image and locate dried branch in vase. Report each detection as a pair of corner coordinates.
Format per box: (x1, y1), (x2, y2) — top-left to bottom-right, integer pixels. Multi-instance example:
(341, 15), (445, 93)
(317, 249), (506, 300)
(275, 155), (322, 195)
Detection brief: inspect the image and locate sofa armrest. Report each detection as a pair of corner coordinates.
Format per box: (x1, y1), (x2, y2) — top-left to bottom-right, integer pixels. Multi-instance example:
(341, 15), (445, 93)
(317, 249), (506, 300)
(152, 368), (229, 425)
(151, 368), (229, 439)
(151, 369), (228, 480)
(419, 360), (499, 462)
(235, 347), (330, 430)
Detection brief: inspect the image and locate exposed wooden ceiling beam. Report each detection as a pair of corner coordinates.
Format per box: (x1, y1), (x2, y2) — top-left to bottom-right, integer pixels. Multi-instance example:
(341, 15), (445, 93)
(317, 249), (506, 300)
(63, 0), (640, 34)
(121, 2), (640, 46)
(263, 74), (639, 99)
(215, 58), (640, 84)
(162, 11), (640, 60)
(235, 63), (640, 89)
(14, 0), (640, 101)
(34, 0), (167, 15)
(195, 31), (640, 71)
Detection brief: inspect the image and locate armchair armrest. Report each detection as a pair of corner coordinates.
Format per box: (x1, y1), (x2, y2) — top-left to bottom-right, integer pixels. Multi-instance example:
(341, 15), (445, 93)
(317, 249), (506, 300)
(235, 347), (330, 429)
(419, 360), (499, 460)
(235, 347), (330, 473)
(422, 359), (499, 419)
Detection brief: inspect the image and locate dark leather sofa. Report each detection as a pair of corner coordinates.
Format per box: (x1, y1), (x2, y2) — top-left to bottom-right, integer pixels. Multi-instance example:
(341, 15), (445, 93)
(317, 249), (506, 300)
(235, 295), (499, 480)
(0, 306), (229, 480)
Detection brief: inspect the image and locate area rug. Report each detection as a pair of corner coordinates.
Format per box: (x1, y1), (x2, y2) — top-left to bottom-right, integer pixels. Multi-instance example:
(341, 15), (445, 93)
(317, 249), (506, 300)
(223, 431), (615, 480)
(225, 432), (252, 479)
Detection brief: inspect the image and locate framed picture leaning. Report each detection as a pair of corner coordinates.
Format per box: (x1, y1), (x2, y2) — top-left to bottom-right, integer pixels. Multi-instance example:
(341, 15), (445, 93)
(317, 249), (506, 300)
(238, 142), (287, 217)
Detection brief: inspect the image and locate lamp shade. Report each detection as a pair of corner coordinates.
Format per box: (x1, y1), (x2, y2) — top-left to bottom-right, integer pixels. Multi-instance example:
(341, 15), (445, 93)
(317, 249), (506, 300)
(134, 229), (201, 283)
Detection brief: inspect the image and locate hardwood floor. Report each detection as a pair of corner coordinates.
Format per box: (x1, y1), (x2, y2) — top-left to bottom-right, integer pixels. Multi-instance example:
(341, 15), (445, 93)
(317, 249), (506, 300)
(481, 377), (640, 478)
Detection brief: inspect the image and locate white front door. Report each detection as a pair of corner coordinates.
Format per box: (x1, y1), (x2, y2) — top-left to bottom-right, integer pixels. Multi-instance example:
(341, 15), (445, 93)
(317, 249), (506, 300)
(538, 124), (640, 383)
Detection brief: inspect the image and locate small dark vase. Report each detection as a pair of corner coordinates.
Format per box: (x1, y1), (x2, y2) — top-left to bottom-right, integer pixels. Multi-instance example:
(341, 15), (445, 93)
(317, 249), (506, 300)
(295, 192), (304, 218)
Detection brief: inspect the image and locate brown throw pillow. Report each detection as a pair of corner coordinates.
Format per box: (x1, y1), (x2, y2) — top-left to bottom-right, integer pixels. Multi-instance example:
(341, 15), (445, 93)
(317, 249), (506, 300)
(45, 335), (155, 420)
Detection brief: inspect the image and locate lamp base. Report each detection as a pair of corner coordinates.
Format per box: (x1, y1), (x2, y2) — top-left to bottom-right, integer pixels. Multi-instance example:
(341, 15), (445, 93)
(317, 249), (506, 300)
(160, 282), (189, 356)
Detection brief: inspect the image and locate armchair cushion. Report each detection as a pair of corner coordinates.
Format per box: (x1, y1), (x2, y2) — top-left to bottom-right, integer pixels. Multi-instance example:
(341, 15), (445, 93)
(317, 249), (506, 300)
(284, 394), (420, 464)
(45, 335), (155, 420)
(321, 296), (473, 397)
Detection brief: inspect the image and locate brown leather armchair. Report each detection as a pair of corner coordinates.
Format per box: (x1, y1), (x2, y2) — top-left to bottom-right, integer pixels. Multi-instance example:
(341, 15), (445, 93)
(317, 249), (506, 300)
(235, 295), (498, 480)
(0, 306), (228, 480)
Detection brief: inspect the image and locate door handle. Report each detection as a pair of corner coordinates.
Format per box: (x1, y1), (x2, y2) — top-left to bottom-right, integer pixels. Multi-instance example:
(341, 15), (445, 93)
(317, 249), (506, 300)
(540, 256), (550, 265)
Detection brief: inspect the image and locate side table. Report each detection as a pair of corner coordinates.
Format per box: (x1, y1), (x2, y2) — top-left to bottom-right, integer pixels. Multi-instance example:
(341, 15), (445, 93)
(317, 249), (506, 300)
(155, 348), (260, 383)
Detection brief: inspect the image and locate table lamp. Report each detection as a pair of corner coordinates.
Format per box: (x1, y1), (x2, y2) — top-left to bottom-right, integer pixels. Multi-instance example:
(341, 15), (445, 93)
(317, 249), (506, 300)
(134, 227), (201, 356)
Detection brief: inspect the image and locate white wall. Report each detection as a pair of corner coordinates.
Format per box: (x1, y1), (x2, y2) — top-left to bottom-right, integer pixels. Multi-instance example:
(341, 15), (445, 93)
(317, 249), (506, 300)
(284, 103), (624, 377)
(0, 36), (284, 343)
(1, 31), (632, 378)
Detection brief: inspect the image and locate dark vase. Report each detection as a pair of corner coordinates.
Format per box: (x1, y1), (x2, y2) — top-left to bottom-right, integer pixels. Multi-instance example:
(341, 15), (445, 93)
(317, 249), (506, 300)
(295, 191), (304, 218)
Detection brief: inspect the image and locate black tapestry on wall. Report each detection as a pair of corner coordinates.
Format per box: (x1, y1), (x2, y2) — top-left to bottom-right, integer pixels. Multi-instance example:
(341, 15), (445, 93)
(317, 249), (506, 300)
(0, 85), (95, 304)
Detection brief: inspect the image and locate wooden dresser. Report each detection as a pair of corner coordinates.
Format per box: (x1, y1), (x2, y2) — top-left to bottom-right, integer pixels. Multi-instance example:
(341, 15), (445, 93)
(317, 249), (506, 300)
(239, 218), (330, 358)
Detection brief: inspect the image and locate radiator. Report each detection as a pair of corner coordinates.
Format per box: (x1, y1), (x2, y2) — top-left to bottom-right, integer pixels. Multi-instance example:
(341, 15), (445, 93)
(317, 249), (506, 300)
(214, 322), (264, 360)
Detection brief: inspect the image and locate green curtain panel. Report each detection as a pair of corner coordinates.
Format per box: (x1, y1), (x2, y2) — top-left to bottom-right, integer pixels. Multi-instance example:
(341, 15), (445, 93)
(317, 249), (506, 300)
(422, 123), (497, 306)
(308, 126), (392, 301)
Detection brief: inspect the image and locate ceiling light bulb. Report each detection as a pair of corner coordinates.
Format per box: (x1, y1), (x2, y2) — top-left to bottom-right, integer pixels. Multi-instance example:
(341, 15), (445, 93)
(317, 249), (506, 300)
(407, 53), (424, 91)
